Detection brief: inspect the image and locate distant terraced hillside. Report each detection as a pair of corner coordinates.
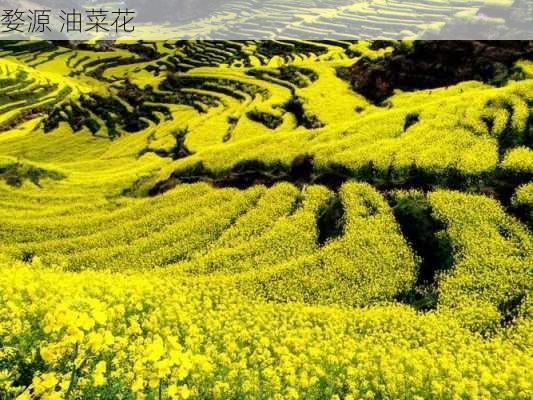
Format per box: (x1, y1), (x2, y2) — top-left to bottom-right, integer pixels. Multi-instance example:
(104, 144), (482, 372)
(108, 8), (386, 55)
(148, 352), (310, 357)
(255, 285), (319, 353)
(2, 0), (530, 40)
(126, 0), (531, 39)
(0, 40), (531, 400)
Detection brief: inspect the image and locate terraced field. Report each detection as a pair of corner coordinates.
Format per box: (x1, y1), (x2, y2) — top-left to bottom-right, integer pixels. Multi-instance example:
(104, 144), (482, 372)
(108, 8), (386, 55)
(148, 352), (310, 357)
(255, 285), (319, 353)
(131, 0), (532, 39)
(0, 40), (532, 399)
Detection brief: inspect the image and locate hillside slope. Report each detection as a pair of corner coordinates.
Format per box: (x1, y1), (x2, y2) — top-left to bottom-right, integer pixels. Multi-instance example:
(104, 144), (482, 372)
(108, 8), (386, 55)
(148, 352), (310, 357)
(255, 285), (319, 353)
(0, 40), (531, 400)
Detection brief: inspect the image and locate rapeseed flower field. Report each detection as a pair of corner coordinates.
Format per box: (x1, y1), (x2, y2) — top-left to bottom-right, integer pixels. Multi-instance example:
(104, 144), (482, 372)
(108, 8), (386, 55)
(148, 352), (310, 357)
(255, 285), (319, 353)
(0, 40), (531, 399)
